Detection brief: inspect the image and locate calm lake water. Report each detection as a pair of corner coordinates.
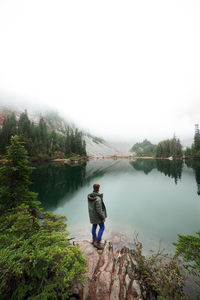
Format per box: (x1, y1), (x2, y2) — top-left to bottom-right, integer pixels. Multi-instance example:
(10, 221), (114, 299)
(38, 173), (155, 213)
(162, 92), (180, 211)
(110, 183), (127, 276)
(30, 158), (200, 251)
(30, 158), (200, 298)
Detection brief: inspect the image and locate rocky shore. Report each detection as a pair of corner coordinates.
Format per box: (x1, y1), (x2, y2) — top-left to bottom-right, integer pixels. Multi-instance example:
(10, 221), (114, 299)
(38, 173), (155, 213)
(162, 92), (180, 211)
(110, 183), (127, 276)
(70, 240), (156, 300)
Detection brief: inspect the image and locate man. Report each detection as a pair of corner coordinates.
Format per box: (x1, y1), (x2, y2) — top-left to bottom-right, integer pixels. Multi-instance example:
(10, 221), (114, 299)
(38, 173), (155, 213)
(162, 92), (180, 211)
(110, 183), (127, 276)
(87, 184), (107, 250)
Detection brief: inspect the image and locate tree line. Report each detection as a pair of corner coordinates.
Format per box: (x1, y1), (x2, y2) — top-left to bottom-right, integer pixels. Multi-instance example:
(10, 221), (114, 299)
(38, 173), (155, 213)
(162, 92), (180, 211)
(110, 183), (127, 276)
(185, 124), (200, 158)
(132, 124), (200, 159)
(130, 123), (200, 159)
(130, 136), (183, 158)
(155, 135), (182, 158)
(0, 111), (86, 160)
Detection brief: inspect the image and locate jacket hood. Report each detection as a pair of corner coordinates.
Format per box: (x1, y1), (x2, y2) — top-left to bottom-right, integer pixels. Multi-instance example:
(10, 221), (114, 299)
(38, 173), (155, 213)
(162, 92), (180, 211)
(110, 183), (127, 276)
(88, 192), (103, 201)
(88, 193), (97, 201)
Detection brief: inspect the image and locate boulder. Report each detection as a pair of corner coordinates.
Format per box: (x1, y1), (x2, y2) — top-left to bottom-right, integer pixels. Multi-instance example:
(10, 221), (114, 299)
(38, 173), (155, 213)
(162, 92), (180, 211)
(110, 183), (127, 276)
(70, 240), (152, 300)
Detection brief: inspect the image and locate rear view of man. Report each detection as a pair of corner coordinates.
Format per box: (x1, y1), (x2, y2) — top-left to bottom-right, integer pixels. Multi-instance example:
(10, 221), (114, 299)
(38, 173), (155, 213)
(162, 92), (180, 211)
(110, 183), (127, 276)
(87, 184), (107, 250)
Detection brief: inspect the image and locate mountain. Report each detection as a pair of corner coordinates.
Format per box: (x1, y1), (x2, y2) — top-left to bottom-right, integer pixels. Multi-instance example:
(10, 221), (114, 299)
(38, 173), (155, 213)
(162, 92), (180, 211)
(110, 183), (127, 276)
(0, 105), (130, 157)
(84, 134), (131, 157)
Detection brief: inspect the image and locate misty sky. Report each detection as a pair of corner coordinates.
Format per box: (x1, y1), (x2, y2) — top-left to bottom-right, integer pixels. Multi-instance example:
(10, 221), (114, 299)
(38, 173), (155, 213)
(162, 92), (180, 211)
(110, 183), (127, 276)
(0, 0), (200, 144)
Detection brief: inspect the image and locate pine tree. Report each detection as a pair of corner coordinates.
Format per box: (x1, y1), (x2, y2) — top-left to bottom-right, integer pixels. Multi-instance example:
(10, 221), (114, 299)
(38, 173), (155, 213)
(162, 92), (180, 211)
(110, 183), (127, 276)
(194, 124), (200, 151)
(0, 136), (86, 299)
(38, 117), (48, 154)
(65, 128), (71, 156)
(50, 130), (57, 153)
(0, 113), (17, 154)
(18, 111), (30, 137)
(70, 130), (75, 154)
(82, 139), (87, 156)
(0, 135), (40, 215)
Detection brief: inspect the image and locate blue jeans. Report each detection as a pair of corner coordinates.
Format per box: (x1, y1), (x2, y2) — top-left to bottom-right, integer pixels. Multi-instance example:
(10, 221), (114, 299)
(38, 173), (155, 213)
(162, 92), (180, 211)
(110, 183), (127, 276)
(92, 222), (105, 241)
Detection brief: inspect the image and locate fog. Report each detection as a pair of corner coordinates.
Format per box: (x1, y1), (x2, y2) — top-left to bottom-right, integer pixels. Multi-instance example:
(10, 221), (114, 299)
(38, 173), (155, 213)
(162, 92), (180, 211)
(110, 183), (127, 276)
(0, 0), (200, 145)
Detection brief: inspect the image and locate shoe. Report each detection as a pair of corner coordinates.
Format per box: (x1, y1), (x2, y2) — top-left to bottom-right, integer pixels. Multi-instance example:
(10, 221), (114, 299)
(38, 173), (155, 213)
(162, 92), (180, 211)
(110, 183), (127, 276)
(93, 240), (104, 250)
(92, 236), (97, 244)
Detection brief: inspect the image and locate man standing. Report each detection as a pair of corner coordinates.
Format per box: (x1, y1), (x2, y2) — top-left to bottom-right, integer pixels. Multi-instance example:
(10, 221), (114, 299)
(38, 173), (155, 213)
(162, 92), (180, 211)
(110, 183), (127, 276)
(87, 184), (107, 250)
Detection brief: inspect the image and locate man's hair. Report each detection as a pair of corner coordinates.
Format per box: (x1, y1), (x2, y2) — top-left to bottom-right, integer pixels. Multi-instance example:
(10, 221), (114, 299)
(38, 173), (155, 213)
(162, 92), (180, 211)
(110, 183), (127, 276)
(93, 184), (100, 192)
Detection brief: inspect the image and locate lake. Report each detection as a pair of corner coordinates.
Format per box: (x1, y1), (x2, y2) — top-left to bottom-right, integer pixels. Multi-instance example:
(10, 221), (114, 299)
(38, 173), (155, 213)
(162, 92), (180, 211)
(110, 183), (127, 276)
(30, 158), (200, 298)
(30, 158), (200, 252)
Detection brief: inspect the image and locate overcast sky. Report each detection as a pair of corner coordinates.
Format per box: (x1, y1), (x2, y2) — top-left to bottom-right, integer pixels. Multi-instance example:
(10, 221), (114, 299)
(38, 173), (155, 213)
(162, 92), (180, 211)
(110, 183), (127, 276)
(0, 0), (200, 144)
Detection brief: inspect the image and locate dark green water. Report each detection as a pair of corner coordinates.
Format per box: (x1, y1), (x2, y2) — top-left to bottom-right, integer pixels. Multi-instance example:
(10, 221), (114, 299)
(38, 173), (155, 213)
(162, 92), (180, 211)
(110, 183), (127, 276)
(30, 158), (200, 298)
(30, 158), (200, 252)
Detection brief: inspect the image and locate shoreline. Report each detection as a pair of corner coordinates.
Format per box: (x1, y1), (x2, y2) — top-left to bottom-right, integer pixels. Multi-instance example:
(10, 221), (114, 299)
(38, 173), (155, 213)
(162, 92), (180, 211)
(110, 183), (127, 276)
(52, 158), (70, 162)
(0, 155), (197, 164)
(88, 155), (183, 160)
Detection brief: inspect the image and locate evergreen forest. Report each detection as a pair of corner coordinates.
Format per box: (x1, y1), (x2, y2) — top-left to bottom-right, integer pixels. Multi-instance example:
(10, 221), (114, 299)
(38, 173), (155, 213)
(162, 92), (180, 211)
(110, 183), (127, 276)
(130, 136), (183, 158)
(0, 111), (86, 161)
(130, 124), (200, 159)
(155, 136), (182, 158)
(130, 139), (157, 156)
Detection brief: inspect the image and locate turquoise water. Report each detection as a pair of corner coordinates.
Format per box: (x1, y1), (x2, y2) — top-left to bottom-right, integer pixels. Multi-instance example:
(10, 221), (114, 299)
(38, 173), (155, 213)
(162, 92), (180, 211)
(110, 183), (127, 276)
(30, 159), (200, 254)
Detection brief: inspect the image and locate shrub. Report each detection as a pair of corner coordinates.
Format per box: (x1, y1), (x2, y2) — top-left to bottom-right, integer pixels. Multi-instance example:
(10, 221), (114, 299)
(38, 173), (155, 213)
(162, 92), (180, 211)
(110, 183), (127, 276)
(132, 236), (185, 300)
(174, 231), (200, 272)
(0, 136), (86, 299)
(174, 230), (200, 295)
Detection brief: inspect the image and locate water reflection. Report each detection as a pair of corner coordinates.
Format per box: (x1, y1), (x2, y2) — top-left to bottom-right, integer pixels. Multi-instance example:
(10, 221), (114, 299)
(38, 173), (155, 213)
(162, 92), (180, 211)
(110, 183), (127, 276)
(156, 160), (183, 184)
(130, 159), (183, 184)
(185, 160), (200, 196)
(30, 159), (200, 212)
(129, 159), (156, 174)
(30, 162), (87, 210)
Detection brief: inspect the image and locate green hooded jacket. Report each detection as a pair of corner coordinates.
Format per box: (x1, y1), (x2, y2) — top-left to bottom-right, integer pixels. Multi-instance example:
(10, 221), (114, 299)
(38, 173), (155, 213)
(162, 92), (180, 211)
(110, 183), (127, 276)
(87, 192), (107, 224)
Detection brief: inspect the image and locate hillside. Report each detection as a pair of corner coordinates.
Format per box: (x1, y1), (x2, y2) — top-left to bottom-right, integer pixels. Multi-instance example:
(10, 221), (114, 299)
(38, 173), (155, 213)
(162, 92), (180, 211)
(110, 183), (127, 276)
(130, 139), (157, 157)
(0, 106), (129, 157)
(85, 135), (131, 157)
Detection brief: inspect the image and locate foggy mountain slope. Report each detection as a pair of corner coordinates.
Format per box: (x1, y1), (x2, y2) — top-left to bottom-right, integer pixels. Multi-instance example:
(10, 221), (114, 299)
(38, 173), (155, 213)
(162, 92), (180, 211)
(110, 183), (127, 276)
(0, 106), (73, 134)
(84, 135), (130, 157)
(0, 105), (131, 156)
(0, 106), (39, 124)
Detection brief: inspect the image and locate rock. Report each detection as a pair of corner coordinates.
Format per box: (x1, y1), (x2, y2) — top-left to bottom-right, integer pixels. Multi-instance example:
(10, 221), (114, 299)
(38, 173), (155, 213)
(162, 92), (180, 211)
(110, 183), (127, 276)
(76, 240), (99, 280)
(125, 274), (131, 290)
(132, 280), (142, 299)
(72, 240), (146, 300)
(112, 235), (121, 244)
